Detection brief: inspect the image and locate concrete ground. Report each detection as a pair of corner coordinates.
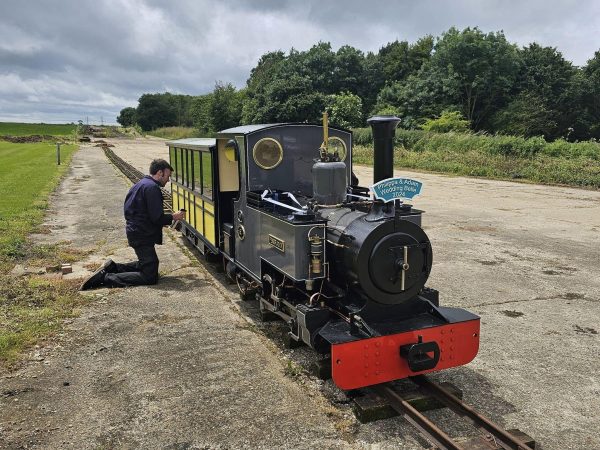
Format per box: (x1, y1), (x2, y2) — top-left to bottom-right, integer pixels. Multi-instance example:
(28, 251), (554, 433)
(1, 136), (598, 449)
(110, 137), (600, 449)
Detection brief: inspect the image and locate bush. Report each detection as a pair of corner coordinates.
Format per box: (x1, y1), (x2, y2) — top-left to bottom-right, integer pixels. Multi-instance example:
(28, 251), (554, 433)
(420, 111), (470, 133)
(148, 127), (204, 140)
(352, 127), (372, 145)
(326, 92), (363, 129)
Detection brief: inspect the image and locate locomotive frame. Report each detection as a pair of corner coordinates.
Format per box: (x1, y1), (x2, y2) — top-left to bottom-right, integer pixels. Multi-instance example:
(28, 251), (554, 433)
(167, 118), (480, 390)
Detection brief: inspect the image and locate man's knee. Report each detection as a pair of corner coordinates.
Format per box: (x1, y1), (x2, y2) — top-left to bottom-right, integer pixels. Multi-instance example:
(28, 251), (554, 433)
(146, 273), (159, 285)
(140, 264), (159, 285)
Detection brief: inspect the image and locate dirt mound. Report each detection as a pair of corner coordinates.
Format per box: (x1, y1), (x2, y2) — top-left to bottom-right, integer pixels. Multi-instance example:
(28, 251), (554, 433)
(93, 139), (115, 147)
(1, 135), (55, 143)
(80, 125), (128, 139)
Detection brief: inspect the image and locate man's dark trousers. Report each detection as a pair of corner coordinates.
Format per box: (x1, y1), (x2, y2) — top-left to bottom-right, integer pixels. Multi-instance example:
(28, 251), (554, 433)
(104, 245), (159, 287)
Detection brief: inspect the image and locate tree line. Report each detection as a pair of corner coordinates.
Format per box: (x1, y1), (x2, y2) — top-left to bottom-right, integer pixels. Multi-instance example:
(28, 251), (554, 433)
(117, 27), (600, 141)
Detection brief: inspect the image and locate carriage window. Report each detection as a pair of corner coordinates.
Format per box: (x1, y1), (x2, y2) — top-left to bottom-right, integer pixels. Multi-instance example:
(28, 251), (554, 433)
(328, 137), (347, 161)
(180, 149), (187, 186)
(253, 138), (283, 170)
(193, 151), (202, 193)
(202, 151), (212, 199)
(186, 149), (193, 188)
(175, 148), (182, 183)
(169, 147), (177, 181)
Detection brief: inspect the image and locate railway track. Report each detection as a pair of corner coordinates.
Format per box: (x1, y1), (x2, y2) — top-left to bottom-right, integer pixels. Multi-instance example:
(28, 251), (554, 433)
(374, 376), (535, 450)
(104, 146), (535, 450)
(103, 147), (173, 212)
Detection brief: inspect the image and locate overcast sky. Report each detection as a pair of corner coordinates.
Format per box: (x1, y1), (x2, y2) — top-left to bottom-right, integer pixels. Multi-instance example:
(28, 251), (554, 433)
(1, 0), (598, 125)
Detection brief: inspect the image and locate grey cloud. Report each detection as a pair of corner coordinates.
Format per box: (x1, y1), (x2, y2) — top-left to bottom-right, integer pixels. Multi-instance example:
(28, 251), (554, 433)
(0, 0), (599, 124)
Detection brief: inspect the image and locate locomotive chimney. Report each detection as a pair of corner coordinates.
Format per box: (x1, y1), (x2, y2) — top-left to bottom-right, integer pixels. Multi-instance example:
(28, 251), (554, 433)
(367, 115), (401, 184)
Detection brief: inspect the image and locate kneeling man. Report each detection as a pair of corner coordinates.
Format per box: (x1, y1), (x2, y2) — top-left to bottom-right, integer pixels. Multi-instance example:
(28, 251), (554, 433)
(81, 159), (185, 290)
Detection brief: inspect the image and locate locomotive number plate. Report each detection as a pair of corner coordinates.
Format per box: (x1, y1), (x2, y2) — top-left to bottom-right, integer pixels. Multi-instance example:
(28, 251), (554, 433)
(268, 234), (285, 253)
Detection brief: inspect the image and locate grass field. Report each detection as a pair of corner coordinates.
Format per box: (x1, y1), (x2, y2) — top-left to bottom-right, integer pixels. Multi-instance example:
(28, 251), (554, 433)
(0, 122), (77, 136)
(0, 141), (84, 365)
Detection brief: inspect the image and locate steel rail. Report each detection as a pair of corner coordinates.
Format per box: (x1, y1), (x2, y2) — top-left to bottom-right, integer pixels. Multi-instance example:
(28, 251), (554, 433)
(374, 384), (463, 450)
(374, 378), (535, 450)
(411, 376), (534, 450)
(103, 147), (173, 212)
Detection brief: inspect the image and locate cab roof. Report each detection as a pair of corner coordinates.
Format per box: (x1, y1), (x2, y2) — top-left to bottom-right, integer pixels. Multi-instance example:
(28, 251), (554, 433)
(219, 123), (350, 135)
(165, 138), (216, 149)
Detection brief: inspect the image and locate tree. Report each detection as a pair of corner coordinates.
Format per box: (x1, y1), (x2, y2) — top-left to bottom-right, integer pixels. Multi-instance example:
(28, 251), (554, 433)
(372, 28), (521, 131)
(116, 107), (136, 127)
(242, 51), (286, 123)
(298, 42), (337, 94)
(135, 93), (195, 131)
(136, 93), (176, 131)
(333, 45), (366, 96)
(326, 92), (363, 128)
(373, 70), (461, 129)
(517, 44), (575, 101)
(379, 40), (411, 82)
(490, 92), (556, 137)
(378, 36), (433, 83)
(581, 50), (600, 139)
(262, 74), (326, 123)
(505, 43), (577, 139)
(191, 93), (214, 134)
(242, 44), (336, 123)
(209, 82), (243, 131)
(428, 27), (521, 129)
(361, 52), (386, 118)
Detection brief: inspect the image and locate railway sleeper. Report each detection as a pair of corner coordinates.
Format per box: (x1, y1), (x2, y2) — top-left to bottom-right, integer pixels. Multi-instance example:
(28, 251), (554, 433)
(458, 429), (536, 450)
(352, 381), (463, 424)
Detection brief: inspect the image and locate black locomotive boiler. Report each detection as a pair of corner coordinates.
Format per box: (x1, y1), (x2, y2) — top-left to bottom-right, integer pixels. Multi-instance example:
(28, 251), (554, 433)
(167, 116), (480, 390)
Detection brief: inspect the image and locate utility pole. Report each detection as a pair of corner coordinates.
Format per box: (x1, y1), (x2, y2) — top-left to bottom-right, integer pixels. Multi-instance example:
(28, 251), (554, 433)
(101, 116), (104, 126)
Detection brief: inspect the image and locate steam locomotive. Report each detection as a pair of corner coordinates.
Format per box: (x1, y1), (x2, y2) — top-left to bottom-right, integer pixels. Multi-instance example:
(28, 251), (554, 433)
(167, 116), (480, 390)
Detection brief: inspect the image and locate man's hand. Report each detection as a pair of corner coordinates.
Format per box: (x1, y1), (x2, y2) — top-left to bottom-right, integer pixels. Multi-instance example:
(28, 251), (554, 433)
(172, 210), (185, 221)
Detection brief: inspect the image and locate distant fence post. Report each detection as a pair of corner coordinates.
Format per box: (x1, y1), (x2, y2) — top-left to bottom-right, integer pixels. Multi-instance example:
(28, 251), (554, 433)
(56, 143), (61, 165)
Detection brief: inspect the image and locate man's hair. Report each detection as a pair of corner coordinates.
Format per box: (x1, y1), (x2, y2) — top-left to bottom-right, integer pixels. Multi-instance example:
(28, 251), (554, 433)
(149, 159), (174, 175)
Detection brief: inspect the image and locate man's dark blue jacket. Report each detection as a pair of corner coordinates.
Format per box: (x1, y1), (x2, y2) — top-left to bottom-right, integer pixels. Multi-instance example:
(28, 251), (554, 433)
(124, 175), (173, 247)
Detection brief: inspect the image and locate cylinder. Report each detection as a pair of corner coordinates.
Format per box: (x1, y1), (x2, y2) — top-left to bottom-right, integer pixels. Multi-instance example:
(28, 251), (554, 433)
(312, 161), (347, 205)
(367, 115), (401, 184)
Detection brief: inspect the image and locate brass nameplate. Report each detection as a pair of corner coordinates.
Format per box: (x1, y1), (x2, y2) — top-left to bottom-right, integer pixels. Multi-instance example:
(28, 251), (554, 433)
(268, 234), (285, 253)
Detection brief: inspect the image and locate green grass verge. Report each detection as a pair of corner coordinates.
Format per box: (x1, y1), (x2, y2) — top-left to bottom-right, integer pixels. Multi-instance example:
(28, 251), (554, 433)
(0, 141), (86, 367)
(0, 122), (77, 136)
(353, 133), (600, 188)
(147, 126), (203, 140)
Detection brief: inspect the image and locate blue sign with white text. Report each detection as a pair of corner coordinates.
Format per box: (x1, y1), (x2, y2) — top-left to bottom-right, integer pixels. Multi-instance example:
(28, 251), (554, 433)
(370, 177), (423, 202)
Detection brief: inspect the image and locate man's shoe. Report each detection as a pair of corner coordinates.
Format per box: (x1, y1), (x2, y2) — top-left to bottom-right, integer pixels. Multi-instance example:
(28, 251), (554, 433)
(80, 268), (107, 291)
(103, 258), (117, 273)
